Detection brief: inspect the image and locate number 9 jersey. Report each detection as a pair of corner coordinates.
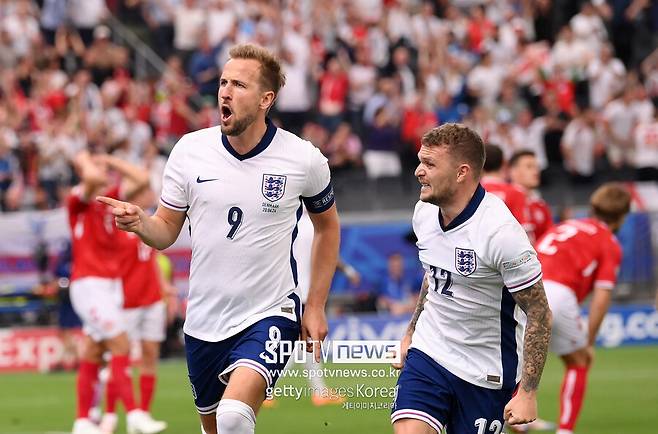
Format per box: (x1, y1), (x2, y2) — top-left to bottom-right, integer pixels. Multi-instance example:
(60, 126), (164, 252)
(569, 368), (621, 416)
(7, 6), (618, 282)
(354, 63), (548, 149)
(159, 119), (334, 342)
(411, 185), (542, 390)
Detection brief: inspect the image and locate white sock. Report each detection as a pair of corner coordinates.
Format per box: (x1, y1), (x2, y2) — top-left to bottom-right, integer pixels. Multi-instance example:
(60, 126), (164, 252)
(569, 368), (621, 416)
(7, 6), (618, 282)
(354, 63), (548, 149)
(556, 430), (573, 434)
(216, 399), (256, 434)
(305, 356), (327, 392)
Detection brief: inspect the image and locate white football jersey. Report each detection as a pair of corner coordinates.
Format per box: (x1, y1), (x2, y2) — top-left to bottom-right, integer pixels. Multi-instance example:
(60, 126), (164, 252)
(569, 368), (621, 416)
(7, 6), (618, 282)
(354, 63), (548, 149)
(411, 185), (542, 390)
(160, 119), (334, 342)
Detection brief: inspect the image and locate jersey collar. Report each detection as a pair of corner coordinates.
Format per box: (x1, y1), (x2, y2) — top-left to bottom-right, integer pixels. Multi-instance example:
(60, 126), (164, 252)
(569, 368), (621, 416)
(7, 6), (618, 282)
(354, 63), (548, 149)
(221, 117), (277, 161)
(439, 184), (486, 232)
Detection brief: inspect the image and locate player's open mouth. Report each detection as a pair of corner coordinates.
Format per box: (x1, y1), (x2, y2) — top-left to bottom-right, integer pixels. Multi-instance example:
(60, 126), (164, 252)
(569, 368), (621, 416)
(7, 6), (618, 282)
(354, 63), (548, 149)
(221, 105), (233, 122)
(420, 182), (430, 190)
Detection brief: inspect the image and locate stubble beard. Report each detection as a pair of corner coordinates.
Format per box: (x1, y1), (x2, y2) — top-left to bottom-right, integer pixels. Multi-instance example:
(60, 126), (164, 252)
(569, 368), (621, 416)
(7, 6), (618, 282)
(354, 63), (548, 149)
(221, 111), (258, 137)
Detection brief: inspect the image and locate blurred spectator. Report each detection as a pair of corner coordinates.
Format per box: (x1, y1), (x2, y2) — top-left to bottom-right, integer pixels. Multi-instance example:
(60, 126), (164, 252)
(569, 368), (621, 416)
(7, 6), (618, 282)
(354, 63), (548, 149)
(602, 86), (637, 169)
(347, 45), (376, 139)
(435, 89), (467, 124)
(561, 106), (601, 183)
(0, 138), (19, 211)
(83, 25), (129, 86)
(206, 0), (236, 47)
(363, 106), (401, 179)
(3, 0), (40, 58)
(39, 0), (67, 47)
(587, 43), (626, 109)
(633, 105), (658, 181)
(143, 0), (177, 59)
(55, 25), (86, 76)
(316, 54), (349, 132)
(323, 122), (362, 173)
(67, 0), (108, 46)
(173, 0), (205, 68)
(467, 50), (505, 108)
(187, 30), (221, 98)
(376, 253), (416, 316)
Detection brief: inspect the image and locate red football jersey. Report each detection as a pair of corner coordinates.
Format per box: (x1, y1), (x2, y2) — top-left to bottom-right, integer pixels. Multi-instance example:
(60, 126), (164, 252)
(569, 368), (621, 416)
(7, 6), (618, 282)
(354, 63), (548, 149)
(481, 177), (529, 227)
(537, 218), (622, 303)
(68, 185), (123, 281)
(528, 194), (553, 242)
(119, 232), (162, 308)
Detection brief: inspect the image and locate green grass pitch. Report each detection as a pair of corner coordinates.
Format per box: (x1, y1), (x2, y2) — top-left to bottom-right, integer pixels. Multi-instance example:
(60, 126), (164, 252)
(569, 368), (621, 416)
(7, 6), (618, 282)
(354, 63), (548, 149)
(2, 346), (657, 434)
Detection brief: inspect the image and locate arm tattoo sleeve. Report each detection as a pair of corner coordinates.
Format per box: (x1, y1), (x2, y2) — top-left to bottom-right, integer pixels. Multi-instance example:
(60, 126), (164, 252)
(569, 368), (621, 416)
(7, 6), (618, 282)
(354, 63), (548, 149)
(407, 276), (429, 335)
(511, 280), (552, 393)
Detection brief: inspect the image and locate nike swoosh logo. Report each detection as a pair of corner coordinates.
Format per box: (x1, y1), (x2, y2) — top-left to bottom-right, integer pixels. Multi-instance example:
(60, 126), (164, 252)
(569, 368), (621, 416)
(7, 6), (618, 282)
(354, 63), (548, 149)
(196, 176), (219, 183)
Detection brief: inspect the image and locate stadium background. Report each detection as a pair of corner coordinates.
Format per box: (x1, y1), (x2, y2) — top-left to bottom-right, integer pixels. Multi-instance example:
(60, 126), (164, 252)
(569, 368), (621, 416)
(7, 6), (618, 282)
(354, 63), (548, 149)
(1, 0), (658, 433)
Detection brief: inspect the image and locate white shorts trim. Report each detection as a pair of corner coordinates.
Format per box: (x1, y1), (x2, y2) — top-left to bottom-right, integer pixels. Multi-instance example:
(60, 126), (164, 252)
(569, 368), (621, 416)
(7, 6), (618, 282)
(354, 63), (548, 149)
(218, 358), (273, 389)
(196, 401), (220, 415)
(124, 300), (166, 342)
(391, 409), (443, 433)
(544, 280), (588, 355)
(70, 277), (124, 342)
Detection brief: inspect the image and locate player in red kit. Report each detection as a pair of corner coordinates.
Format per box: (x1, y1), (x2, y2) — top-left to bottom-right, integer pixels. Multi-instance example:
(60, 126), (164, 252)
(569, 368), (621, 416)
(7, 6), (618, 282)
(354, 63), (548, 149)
(537, 183), (631, 434)
(509, 150), (554, 243)
(481, 144), (531, 234)
(67, 152), (165, 434)
(101, 188), (170, 434)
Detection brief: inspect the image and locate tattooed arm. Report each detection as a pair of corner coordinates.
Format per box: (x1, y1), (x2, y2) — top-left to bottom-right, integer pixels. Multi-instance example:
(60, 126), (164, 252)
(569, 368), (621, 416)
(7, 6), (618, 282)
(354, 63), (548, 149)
(392, 275), (429, 369)
(504, 279), (552, 424)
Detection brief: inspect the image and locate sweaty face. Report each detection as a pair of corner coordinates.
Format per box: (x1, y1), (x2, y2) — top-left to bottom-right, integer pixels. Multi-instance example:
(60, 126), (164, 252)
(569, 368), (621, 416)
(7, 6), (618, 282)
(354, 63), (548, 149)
(218, 58), (264, 136)
(415, 145), (458, 206)
(511, 155), (540, 189)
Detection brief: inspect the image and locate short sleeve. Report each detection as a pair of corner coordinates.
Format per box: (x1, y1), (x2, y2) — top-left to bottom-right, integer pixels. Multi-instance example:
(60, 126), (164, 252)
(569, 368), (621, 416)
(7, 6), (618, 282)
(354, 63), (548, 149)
(593, 238), (622, 290)
(159, 138), (189, 212)
(487, 222), (543, 292)
(301, 146), (334, 213)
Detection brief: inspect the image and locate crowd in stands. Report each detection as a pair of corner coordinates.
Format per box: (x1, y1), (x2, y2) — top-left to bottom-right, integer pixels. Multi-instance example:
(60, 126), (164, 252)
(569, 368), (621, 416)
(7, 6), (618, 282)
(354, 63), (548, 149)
(1, 0), (658, 212)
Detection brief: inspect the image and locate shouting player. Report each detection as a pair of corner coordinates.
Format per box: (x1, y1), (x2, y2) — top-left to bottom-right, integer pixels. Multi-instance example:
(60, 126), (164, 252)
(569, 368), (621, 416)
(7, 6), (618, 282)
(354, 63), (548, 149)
(68, 152), (165, 434)
(392, 124), (552, 434)
(536, 183), (631, 434)
(98, 44), (340, 434)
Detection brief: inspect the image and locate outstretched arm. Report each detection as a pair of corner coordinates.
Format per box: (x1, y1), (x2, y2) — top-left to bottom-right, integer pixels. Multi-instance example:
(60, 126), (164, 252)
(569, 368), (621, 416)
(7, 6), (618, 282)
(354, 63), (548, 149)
(505, 280), (552, 425)
(97, 197), (186, 251)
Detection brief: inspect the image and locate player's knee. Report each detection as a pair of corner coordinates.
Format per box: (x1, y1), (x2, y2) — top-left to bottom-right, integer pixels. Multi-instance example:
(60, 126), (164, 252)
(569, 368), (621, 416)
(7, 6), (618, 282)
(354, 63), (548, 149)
(216, 399), (256, 434)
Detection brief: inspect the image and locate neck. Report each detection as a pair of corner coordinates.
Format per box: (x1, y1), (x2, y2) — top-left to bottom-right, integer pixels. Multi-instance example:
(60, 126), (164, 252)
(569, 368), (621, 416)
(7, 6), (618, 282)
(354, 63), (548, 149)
(227, 117), (268, 154)
(440, 183), (478, 227)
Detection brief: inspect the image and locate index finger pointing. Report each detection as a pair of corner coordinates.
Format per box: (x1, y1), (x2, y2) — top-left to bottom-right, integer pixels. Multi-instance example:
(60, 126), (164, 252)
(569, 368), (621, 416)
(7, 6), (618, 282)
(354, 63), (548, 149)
(96, 196), (124, 208)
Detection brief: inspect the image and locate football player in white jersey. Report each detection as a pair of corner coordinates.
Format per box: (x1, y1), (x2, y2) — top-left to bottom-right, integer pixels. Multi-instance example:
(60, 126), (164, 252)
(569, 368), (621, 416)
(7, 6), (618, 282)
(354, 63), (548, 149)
(391, 124), (552, 434)
(98, 44), (340, 434)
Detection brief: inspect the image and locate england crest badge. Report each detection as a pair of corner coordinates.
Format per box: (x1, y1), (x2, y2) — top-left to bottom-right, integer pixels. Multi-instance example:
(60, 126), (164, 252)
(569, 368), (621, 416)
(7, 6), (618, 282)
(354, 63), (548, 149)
(262, 174), (287, 202)
(455, 248), (477, 276)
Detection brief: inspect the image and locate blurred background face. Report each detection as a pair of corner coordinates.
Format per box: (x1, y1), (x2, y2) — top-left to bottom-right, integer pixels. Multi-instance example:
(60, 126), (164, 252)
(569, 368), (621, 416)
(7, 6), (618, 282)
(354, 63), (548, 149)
(510, 155), (540, 189)
(388, 254), (404, 277)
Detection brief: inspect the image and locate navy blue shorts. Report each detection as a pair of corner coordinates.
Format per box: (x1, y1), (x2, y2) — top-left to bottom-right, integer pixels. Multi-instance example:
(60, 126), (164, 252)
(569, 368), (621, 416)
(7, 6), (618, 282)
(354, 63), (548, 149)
(58, 298), (82, 329)
(391, 348), (516, 434)
(185, 316), (300, 414)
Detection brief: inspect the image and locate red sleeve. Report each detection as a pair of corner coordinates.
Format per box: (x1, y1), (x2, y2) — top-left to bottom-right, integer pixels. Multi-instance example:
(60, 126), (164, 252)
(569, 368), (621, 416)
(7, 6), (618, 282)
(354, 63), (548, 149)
(593, 237), (622, 290)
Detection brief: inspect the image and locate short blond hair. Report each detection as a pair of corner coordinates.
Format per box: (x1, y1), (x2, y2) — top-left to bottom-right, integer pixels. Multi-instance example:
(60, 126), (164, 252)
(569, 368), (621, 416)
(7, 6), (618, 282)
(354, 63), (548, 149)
(590, 183), (631, 225)
(228, 44), (286, 95)
(421, 123), (485, 178)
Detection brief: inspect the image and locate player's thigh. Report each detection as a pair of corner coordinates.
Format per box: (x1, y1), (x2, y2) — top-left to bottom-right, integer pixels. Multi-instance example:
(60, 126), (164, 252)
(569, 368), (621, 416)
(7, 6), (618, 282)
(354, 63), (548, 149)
(449, 381), (513, 434)
(544, 281), (587, 355)
(70, 277), (126, 342)
(222, 366), (267, 413)
(128, 301), (166, 344)
(393, 418), (439, 434)
(219, 316), (300, 406)
(391, 348), (451, 434)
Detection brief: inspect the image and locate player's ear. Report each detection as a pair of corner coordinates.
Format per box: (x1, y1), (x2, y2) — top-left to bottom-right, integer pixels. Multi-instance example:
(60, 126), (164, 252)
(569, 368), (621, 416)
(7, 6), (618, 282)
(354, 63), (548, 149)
(456, 164), (470, 183)
(260, 90), (276, 111)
